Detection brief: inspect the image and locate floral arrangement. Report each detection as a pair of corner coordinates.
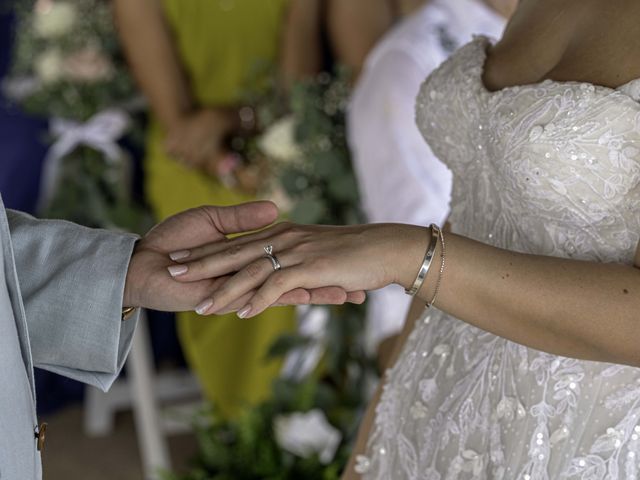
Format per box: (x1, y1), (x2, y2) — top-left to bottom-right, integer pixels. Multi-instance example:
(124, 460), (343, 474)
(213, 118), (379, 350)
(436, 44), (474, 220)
(6, 0), (149, 232)
(165, 71), (375, 480)
(257, 70), (363, 226)
(164, 303), (374, 480)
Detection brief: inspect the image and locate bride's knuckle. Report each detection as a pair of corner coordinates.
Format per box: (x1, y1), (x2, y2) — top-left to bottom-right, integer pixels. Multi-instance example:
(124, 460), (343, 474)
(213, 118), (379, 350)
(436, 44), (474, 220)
(269, 272), (287, 289)
(288, 242), (305, 255)
(297, 238), (312, 251)
(279, 228), (300, 244)
(245, 262), (264, 279)
(310, 256), (330, 270)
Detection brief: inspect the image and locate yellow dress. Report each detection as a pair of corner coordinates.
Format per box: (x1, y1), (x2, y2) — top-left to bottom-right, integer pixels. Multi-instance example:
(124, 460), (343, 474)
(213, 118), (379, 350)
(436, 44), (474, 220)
(145, 0), (294, 417)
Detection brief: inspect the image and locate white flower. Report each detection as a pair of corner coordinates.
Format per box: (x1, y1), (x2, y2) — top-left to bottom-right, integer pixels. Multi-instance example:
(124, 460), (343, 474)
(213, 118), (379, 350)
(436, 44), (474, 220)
(274, 409), (342, 464)
(33, 1), (77, 38)
(34, 49), (64, 83)
(258, 115), (303, 163)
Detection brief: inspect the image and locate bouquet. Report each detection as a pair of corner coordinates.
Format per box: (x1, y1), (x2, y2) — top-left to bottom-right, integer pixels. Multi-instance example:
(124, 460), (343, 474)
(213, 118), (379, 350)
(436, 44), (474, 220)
(6, 0), (149, 232)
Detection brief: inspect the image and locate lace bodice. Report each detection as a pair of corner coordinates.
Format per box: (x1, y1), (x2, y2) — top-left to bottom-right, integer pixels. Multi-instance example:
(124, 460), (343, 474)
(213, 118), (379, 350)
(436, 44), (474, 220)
(359, 37), (640, 479)
(419, 36), (640, 264)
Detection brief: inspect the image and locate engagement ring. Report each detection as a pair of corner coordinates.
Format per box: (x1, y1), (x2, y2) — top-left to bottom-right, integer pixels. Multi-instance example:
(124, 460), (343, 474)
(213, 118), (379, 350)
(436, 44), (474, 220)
(263, 244), (282, 271)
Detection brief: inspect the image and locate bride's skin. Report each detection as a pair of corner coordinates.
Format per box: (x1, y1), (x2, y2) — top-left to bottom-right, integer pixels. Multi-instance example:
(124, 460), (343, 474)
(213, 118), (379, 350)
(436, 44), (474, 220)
(169, 0), (640, 476)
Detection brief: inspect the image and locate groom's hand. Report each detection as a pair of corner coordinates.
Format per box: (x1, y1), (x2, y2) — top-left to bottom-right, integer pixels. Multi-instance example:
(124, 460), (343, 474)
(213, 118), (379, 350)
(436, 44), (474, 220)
(123, 202), (364, 313)
(123, 202), (279, 312)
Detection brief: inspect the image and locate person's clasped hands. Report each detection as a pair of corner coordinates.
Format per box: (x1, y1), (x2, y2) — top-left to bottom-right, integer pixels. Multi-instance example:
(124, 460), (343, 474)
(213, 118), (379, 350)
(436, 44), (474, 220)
(163, 108), (233, 177)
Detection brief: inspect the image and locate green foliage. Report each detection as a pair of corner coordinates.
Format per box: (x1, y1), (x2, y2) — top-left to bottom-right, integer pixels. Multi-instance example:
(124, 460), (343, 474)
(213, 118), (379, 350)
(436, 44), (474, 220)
(164, 308), (375, 480)
(43, 146), (152, 233)
(284, 70), (364, 226)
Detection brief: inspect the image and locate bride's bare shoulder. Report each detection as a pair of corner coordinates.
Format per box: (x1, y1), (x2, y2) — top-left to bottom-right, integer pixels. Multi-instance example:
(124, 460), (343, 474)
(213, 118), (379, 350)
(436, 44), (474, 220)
(482, 0), (588, 90)
(484, 0), (640, 91)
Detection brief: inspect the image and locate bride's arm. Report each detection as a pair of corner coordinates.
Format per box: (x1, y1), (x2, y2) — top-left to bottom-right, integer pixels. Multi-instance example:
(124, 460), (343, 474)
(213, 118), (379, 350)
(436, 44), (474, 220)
(168, 222), (640, 368)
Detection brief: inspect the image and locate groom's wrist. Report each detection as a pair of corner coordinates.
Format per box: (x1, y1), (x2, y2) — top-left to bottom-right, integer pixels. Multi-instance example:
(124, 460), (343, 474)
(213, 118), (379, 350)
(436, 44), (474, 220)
(123, 243), (143, 309)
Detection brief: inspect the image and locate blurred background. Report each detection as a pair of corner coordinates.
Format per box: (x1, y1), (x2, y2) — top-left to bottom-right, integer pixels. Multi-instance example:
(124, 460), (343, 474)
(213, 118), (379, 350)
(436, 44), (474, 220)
(0, 0), (509, 478)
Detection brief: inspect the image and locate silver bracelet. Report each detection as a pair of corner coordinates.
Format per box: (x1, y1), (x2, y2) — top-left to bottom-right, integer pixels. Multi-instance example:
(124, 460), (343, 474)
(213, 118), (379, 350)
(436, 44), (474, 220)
(405, 224), (440, 296)
(427, 226), (446, 308)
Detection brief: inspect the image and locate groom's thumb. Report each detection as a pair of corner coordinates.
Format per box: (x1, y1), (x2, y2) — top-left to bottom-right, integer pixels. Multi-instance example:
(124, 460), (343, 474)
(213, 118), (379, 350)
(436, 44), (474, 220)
(204, 201), (279, 235)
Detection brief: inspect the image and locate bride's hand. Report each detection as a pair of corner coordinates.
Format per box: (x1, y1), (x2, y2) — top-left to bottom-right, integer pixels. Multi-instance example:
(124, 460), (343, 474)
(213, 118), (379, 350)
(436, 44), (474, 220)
(167, 222), (427, 317)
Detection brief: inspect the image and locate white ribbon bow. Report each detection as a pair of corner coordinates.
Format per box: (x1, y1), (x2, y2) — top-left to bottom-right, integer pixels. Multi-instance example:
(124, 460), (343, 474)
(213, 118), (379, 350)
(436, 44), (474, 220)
(39, 108), (130, 211)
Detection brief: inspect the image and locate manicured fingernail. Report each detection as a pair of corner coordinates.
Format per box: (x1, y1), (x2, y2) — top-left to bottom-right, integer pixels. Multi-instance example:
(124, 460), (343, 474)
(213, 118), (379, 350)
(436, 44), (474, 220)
(237, 305), (252, 319)
(169, 250), (191, 261)
(167, 265), (188, 277)
(195, 299), (213, 315)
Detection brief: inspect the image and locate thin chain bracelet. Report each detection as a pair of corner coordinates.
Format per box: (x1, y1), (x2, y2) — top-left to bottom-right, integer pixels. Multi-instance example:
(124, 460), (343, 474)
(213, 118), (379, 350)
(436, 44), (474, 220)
(427, 227), (446, 308)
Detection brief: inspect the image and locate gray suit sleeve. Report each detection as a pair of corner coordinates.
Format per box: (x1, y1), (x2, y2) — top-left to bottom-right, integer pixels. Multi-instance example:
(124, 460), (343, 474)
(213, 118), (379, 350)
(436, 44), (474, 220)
(7, 209), (140, 391)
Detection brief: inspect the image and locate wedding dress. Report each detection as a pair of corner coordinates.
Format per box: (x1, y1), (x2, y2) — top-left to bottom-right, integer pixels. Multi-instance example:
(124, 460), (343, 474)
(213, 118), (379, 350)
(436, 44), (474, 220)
(357, 36), (640, 479)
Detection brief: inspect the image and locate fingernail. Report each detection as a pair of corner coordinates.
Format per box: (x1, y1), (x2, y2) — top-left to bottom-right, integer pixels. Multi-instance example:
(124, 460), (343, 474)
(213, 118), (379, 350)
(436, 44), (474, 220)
(167, 265), (188, 277)
(237, 305), (252, 319)
(169, 250), (191, 261)
(195, 299), (213, 315)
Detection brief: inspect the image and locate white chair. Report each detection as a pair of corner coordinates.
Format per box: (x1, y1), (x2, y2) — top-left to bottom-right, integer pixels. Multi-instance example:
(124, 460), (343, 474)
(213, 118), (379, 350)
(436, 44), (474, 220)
(84, 310), (202, 479)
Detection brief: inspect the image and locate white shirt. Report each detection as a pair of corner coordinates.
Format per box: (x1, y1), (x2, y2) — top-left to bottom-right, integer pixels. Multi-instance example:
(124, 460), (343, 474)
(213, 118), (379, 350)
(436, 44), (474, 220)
(348, 0), (506, 354)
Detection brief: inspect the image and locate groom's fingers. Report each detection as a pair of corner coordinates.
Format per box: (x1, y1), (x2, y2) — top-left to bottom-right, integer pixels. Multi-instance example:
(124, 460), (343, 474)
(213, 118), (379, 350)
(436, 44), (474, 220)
(217, 287), (365, 313)
(239, 267), (312, 318)
(276, 287), (346, 306)
(275, 288), (312, 306)
(219, 287), (350, 311)
(346, 291), (367, 304)
(274, 289), (366, 306)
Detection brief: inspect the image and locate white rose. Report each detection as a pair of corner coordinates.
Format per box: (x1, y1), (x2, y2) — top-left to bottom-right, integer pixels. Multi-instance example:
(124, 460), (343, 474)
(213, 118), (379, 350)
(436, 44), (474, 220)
(274, 409), (342, 464)
(258, 115), (303, 163)
(34, 49), (64, 83)
(33, 1), (77, 38)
